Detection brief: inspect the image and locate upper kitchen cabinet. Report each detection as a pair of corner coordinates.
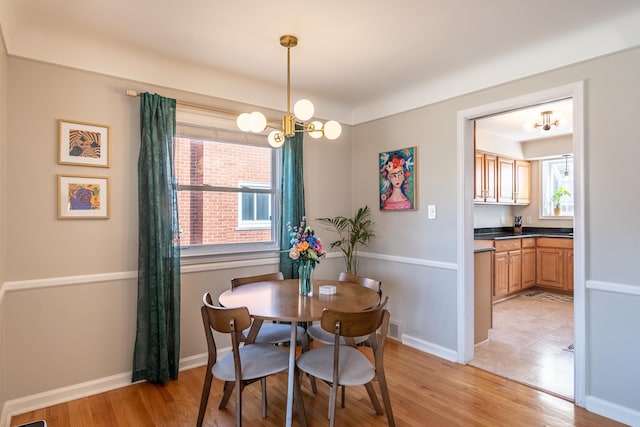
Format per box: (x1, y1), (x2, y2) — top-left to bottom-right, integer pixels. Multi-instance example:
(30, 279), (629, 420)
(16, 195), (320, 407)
(475, 153), (530, 205)
(474, 151), (497, 203)
(514, 160), (530, 204)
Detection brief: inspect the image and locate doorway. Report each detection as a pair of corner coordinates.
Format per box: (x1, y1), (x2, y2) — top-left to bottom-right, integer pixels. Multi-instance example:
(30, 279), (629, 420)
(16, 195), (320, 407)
(456, 82), (586, 406)
(470, 103), (575, 399)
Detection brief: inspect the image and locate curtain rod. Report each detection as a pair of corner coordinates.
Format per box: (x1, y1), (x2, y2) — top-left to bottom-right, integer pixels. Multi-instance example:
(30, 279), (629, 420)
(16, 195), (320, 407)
(126, 89), (243, 118)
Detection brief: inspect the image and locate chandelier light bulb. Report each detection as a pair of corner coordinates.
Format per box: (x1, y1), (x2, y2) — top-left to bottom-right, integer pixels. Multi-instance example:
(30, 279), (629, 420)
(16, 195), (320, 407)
(308, 121), (323, 139)
(323, 120), (342, 140)
(293, 99), (315, 121)
(249, 111), (267, 133)
(268, 130), (285, 148)
(237, 113), (252, 132)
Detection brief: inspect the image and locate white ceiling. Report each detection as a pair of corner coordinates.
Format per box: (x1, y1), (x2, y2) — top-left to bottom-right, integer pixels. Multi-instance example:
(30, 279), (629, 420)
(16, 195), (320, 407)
(477, 98), (573, 142)
(1, 0), (639, 128)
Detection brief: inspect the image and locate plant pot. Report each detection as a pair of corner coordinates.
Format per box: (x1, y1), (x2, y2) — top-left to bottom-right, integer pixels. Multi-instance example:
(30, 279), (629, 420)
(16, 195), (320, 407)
(553, 207), (561, 216)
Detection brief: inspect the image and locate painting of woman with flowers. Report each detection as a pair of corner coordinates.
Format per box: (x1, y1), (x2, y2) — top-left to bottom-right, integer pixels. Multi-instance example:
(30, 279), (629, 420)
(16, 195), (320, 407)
(379, 147), (416, 210)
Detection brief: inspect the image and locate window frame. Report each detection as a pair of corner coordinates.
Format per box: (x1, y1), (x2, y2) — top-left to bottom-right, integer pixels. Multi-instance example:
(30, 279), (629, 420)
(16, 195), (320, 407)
(174, 106), (281, 259)
(540, 156), (574, 218)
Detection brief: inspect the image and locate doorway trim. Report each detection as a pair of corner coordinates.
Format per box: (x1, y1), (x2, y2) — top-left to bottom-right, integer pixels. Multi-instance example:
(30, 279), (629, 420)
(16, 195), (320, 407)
(456, 81), (585, 406)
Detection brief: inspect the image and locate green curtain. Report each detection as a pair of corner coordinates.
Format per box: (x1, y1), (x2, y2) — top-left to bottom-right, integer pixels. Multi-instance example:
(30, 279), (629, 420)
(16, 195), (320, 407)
(132, 93), (181, 383)
(279, 128), (305, 279)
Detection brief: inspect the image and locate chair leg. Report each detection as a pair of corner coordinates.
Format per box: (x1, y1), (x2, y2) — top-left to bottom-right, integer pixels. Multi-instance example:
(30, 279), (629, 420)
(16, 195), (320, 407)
(219, 381), (235, 409)
(261, 377), (267, 418)
(235, 379), (243, 427)
(364, 382), (384, 415)
(378, 375), (396, 427)
(196, 369), (213, 427)
(340, 385), (346, 408)
(294, 367), (308, 427)
(328, 384), (338, 427)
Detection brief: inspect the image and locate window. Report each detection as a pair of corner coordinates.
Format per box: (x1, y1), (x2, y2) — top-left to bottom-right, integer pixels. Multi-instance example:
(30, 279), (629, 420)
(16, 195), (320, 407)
(174, 107), (280, 257)
(541, 156), (573, 217)
(238, 183), (272, 228)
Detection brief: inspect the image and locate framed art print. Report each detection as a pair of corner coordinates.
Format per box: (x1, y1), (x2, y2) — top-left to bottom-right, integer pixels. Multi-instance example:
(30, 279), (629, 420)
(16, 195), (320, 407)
(379, 147), (416, 211)
(58, 119), (110, 167)
(58, 175), (110, 219)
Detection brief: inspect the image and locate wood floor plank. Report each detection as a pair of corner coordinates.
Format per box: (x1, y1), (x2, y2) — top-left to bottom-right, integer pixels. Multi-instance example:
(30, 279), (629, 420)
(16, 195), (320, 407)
(11, 341), (625, 426)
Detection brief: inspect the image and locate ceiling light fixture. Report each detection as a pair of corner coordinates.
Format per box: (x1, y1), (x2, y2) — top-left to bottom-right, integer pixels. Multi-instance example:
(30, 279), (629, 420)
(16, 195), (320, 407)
(523, 110), (561, 133)
(236, 35), (342, 148)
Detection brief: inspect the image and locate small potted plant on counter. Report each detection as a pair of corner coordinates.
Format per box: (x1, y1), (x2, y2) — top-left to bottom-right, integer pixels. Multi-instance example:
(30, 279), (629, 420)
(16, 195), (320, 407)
(551, 187), (571, 216)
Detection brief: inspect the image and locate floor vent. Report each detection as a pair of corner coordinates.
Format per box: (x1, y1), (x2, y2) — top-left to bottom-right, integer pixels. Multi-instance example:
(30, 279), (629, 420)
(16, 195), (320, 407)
(388, 320), (401, 341)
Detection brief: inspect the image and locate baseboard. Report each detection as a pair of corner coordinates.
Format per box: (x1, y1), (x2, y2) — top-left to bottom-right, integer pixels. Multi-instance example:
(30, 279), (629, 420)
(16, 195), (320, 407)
(1, 350), (219, 427)
(402, 334), (458, 362)
(585, 395), (640, 426)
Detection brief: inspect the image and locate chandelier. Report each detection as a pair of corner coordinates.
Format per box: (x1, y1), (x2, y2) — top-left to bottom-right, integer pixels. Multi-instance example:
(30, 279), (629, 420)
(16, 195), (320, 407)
(524, 110), (561, 132)
(236, 35), (342, 147)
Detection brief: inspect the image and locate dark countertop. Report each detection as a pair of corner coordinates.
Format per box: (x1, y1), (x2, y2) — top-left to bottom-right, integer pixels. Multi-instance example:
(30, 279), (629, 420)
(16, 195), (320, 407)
(474, 243), (495, 253)
(474, 227), (573, 241)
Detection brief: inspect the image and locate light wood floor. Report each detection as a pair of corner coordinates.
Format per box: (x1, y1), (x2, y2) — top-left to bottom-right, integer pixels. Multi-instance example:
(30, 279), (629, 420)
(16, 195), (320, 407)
(470, 291), (574, 399)
(11, 340), (623, 427)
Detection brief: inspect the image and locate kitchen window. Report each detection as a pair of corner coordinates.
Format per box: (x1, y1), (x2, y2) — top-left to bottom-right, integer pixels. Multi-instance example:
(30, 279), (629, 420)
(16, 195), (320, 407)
(541, 156), (573, 217)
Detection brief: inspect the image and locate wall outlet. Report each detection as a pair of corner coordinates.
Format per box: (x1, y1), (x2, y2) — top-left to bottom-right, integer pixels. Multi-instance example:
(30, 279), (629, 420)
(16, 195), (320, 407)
(526, 216), (532, 224)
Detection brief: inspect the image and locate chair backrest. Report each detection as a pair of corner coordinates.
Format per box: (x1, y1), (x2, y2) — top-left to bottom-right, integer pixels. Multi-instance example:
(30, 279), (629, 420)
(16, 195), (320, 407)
(231, 271), (284, 289)
(320, 296), (389, 340)
(201, 292), (252, 368)
(338, 272), (382, 296)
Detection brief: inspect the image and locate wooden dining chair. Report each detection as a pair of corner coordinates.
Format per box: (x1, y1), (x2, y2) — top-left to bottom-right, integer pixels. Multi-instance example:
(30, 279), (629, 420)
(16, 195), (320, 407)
(231, 272), (307, 347)
(296, 300), (395, 427)
(197, 292), (306, 427)
(307, 273), (382, 346)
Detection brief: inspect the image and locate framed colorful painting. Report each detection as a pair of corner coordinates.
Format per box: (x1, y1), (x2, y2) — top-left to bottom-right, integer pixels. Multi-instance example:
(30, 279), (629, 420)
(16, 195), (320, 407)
(379, 147), (416, 211)
(58, 175), (110, 219)
(58, 119), (110, 167)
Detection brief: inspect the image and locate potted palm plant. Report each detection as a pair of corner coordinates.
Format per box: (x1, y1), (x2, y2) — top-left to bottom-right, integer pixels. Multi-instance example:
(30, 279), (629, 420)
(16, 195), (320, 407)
(551, 187), (571, 216)
(317, 206), (375, 274)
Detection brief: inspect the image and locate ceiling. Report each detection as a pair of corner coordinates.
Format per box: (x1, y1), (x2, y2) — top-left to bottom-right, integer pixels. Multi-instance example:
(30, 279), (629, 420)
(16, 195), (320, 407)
(1, 0), (639, 127)
(477, 98), (573, 142)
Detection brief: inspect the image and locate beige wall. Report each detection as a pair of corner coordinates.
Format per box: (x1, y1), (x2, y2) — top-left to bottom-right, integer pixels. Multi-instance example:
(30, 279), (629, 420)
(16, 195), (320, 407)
(3, 57), (352, 401)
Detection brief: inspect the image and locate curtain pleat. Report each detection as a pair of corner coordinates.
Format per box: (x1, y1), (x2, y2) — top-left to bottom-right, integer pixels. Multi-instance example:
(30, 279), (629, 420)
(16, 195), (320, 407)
(279, 128), (305, 279)
(132, 92), (181, 383)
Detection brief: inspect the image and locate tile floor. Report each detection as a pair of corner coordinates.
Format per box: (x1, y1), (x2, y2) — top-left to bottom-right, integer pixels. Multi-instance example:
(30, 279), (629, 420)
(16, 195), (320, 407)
(469, 291), (575, 400)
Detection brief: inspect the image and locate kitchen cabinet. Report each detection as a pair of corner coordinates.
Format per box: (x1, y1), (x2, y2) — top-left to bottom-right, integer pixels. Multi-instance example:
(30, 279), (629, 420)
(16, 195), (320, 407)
(474, 249), (493, 344)
(474, 151), (497, 203)
(497, 158), (514, 204)
(493, 239), (521, 299)
(497, 157), (531, 204)
(514, 160), (530, 204)
(536, 237), (573, 291)
(475, 151), (529, 205)
(521, 237), (536, 288)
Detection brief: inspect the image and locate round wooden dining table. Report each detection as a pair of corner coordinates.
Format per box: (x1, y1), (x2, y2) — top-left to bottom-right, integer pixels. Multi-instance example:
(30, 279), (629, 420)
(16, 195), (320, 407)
(218, 278), (380, 427)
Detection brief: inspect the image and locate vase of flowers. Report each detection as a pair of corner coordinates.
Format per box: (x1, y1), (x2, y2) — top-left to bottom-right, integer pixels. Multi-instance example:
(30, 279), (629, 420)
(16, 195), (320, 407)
(288, 217), (325, 296)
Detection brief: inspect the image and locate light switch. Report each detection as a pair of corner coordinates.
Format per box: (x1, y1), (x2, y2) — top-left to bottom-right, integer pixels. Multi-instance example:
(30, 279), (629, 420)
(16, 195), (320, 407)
(427, 204), (436, 219)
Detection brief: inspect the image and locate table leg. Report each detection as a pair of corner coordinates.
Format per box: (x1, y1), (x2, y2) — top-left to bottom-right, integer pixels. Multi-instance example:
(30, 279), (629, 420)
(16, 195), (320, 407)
(286, 323), (297, 427)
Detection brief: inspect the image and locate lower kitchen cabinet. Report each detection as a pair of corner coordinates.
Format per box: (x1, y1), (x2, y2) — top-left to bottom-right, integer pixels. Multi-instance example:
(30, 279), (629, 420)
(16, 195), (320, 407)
(536, 237), (574, 291)
(521, 238), (536, 288)
(493, 239), (521, 299)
